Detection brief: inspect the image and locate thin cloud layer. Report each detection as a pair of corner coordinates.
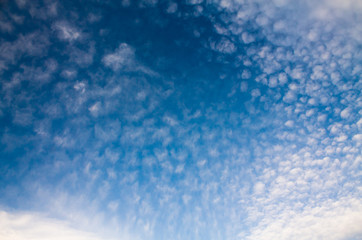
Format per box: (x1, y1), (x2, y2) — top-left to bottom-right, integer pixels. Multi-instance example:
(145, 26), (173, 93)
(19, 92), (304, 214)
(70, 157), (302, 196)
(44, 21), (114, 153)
(0, 210), (103, 240)
(0, 209), (136, 240)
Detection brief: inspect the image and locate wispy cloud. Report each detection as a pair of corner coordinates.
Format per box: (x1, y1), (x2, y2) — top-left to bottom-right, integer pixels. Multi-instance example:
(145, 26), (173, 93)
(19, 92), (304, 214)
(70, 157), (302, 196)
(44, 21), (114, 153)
(102, 43), (157, 75)
(53, 21), (82, 42)
(0, 210), (104, 240)
(0, 208), (139, 240)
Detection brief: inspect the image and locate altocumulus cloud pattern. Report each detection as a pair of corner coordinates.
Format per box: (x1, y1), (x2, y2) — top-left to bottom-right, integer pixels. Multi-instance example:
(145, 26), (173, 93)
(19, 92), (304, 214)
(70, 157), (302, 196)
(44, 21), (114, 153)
(0, 0), (361, 239)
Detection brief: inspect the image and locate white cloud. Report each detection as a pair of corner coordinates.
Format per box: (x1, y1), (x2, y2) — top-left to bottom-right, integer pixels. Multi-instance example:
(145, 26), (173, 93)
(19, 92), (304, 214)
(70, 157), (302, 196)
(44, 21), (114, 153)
(53, 21), (81, 41)
(241, 70), (251, 79)
(15, 0), (27, 8)
(290, 67), (304, 80)
(13, 109), (33, 126)
(28, 0), (58, 19)
(278, 72), (288, 85)
(186, 0), (203, 5)
(166, 2), (178, 14)
(325, 0), (362, 11)
(121, 0), (130, 7)
(0, 31), (49, 71)
(251, 89), (261, 98)
(340, 107), (351, 119)
(283, 91), (296, 103)
(182, 194), (192, 204)
(62, 69), (77, 79)
(74, 82), (86, 93)
(89, 102), (101, 116)
(246, 197), (362, 240)
(308, 98), (317, 105)
(68, 42), (96, 67)
(0, 210), (113, 240)
(102, 43), (156, 75)
(357, 118), (362, 128)
(306, 109), (315, 117)
(175, 164), (185, 173)
(0, 16), (14, 33)
(253, 182), (265, 195)
(284, 120), (294, 128)
(87, 13), (102, 23)
(240, 81), (248, 92)
(317, 114), (327, 122)
(107, 201), (119, 211)
(268, 77), (278, 88)
(241, 32), (255, 44)
(352, 134), (362, 142)
(103, 43), (134, 70)
(210, 37), (236, 54)
(1, 0), (361, 239)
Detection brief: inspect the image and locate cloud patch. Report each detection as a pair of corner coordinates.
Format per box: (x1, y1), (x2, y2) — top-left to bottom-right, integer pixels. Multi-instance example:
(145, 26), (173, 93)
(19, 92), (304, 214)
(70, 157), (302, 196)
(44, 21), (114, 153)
(102, 43), (156, 75)
(0, 210), (114, 240)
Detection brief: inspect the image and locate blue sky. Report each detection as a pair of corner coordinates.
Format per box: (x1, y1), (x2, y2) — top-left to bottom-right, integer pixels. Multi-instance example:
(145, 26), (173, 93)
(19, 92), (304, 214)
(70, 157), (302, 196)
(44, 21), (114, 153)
(0, 0), (361, 239)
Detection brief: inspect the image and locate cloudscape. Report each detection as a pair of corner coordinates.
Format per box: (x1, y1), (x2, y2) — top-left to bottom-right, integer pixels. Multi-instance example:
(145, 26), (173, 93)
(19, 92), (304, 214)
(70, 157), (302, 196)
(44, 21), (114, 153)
(0, 0), (361, 239)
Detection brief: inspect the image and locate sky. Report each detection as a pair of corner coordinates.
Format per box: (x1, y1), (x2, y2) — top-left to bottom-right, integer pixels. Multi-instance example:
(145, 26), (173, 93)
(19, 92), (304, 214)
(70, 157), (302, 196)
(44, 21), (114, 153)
(0, 0), (361, 239)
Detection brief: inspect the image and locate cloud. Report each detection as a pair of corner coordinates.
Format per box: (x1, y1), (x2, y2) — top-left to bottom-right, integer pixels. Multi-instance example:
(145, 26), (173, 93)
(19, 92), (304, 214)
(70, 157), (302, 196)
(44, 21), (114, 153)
(251, 89), (261, 98)
(246, 197), (362, 240)
(284, 120), (294, 128)
(0, 31), (49, 71)
(253, 182), (265, 195)
(0, 210), (114, 240)
(88, 101), (101, 117)
(53, 21), (81, 41)
(240, 81), (248, 92)
(0, 0), (361, 239)
(241, 32), (255, 44)
(340, 107), (351, 119)
(166, 2), (178, 14)
(102, 43), (135, 70)
(352, 133), (362, 143)
(0, 15), (14, 33)
(210, 37), (236, 54)
(13, 109), (34, 126)
(15, 0), (27, 9)
(68, 42), (96, 67)
(102, 43), (156, 75)
(323, 0), (362, 11)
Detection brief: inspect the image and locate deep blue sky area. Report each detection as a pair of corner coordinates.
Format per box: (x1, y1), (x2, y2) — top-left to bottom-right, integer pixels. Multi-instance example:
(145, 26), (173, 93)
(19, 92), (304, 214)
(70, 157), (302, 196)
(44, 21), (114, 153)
(0, 0), (361, 240)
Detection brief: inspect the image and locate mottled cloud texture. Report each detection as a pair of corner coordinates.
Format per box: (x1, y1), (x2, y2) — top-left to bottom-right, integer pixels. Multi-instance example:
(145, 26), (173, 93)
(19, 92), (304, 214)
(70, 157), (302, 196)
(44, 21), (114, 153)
(0, 0), (361, 239)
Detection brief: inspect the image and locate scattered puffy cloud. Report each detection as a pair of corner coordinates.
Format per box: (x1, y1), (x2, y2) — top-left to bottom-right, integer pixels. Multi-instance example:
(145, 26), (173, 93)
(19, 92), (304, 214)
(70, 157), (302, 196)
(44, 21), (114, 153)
(340, 107), (351, 119)
(0, 31), (49, 71)
(0, 0), (361, 239)
(284, 120), (294, 128)
(102, 43), (135, 71)
(210, 37), (236, 54)
(102, 43), (156, 75)
(251, 89), (261, 98)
